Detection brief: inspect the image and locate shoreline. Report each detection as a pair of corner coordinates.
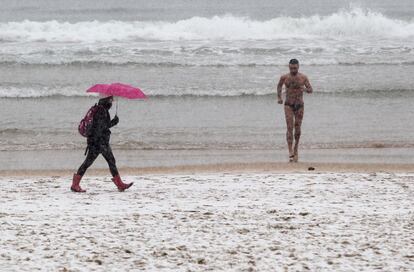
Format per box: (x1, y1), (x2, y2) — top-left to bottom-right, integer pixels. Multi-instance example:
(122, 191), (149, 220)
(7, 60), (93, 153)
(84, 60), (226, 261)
(1, 161), (413, 177)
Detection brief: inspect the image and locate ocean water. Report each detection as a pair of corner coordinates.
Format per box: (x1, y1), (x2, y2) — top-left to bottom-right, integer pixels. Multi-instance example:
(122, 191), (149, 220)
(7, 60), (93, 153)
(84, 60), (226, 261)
(0, 0), (413, 169)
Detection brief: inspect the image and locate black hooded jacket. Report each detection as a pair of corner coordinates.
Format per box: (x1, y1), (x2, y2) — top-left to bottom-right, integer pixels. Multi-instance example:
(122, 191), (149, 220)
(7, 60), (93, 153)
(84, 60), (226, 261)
(87, 97), (118, 150)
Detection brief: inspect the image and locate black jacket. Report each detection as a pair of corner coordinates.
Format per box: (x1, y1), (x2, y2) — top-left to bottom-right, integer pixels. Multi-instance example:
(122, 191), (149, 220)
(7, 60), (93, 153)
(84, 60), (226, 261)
(87, 97), (118, 151)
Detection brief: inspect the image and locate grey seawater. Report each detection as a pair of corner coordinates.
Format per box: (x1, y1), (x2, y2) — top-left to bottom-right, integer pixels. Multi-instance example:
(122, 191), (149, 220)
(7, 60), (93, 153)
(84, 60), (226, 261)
(1, 0), (414, 170)
(1, 91), (413, 170)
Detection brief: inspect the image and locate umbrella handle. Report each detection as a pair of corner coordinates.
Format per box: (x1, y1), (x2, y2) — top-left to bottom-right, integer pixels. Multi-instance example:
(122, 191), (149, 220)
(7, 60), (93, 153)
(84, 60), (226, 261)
(115, 97), (118, 115)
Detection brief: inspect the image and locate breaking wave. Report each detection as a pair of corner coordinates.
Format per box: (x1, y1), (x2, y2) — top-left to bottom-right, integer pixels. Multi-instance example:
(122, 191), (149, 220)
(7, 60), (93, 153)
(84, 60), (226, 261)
(1, 84), (413, 98)
(1, 8), (413, 42)
(2, 59), (414, 67)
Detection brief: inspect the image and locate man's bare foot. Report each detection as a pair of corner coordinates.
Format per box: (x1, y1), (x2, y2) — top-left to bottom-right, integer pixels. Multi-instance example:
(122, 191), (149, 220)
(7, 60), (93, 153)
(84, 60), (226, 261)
(289, 155), (295, 162)
(293, 153), (299, 163)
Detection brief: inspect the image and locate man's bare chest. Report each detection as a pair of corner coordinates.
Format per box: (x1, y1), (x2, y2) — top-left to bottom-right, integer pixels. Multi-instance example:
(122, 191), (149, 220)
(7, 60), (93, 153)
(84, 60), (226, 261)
(284, 76), (305, 89)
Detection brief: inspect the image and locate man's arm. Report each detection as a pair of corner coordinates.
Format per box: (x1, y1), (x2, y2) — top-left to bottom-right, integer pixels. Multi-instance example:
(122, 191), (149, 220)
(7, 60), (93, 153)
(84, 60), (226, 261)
(304, 76), (313, 94)
(277, 75), (285, 104)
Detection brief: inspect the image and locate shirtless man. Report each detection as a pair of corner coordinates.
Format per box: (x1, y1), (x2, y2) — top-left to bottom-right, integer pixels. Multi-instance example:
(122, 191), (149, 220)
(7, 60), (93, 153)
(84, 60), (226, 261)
(277, 59), (313, 162)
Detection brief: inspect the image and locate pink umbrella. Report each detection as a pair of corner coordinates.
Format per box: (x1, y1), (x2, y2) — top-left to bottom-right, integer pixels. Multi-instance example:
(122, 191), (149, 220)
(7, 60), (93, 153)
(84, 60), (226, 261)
(87, 83), (147, 114)
(87, 83), (147, 99)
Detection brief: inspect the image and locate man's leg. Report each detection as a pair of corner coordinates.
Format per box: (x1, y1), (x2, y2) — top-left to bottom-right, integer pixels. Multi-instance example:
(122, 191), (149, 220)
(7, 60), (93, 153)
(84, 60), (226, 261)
(284, 105), (294, 161)
(293, 107), (304, 162)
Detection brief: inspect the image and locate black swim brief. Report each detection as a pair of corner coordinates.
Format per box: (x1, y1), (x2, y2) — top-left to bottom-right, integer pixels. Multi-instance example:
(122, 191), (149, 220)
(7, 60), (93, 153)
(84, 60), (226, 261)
(284, 102), (304, 112)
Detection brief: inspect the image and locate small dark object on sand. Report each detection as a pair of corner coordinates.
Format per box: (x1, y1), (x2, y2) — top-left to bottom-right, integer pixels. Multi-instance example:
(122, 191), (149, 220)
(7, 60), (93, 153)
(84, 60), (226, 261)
(308, 167), (315, 171)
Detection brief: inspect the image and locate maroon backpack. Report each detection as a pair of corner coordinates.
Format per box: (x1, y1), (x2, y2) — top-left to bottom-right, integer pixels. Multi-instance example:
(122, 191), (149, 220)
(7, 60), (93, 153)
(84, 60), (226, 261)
(78, 104), (101, 137)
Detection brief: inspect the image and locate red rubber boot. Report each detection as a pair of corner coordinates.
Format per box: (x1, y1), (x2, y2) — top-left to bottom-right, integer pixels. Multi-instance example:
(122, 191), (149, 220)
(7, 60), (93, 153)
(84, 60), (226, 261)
(71, 174), (86, 193)
(112, 175), (133, 192)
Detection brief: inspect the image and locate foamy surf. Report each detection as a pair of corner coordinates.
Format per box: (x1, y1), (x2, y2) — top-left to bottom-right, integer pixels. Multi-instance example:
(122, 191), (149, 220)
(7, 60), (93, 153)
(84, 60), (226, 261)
(1, 8), (414, 42)
(0, 8), (413, 70)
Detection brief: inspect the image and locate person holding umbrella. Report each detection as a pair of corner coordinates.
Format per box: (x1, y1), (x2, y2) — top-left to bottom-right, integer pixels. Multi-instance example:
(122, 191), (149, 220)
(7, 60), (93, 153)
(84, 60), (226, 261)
(71, 83), (146, 192)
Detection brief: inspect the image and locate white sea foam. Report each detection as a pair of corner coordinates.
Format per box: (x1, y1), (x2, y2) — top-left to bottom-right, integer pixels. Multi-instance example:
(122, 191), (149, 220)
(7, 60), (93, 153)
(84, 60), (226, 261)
(1, 85), (413, 98)
(1, 8), (413, 98)
(0, 86), (274, 98)
(1, 8), (413, 42)
(0, 8), (413, 67)
(0, 86), (86, 98)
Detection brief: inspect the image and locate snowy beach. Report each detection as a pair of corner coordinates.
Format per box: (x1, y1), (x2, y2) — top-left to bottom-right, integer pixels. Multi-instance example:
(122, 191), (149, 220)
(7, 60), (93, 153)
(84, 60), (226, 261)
(1, 1), (414, 271)
(1, 171), (413, 271)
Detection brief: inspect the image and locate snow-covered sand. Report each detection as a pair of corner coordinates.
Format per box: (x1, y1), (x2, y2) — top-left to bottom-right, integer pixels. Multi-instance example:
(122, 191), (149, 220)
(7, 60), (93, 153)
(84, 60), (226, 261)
(1, 172), (413, 271)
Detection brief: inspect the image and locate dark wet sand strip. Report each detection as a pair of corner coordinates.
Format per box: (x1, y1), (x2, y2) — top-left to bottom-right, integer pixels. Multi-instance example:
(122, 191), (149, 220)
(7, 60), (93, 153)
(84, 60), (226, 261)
(1, 162), (413, 177)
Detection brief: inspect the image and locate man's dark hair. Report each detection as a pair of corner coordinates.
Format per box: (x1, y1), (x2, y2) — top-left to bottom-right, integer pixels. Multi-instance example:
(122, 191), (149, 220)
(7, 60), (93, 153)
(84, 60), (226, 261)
(289, 59), (299, 65)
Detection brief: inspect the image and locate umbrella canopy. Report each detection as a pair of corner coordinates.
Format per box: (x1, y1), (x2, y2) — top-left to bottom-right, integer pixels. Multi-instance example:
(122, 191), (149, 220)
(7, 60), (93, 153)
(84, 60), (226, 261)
(87, 83), (147, 99)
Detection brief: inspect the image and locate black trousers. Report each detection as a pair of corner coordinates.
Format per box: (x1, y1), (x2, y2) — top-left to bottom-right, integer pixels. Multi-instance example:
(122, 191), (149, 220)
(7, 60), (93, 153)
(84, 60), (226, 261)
(77, 144), (119, 177)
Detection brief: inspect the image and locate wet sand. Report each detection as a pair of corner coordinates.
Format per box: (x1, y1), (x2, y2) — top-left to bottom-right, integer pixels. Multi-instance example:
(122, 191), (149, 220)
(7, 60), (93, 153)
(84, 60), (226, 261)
(0, 161), (413, 177)
(1, 172), (413, 271)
